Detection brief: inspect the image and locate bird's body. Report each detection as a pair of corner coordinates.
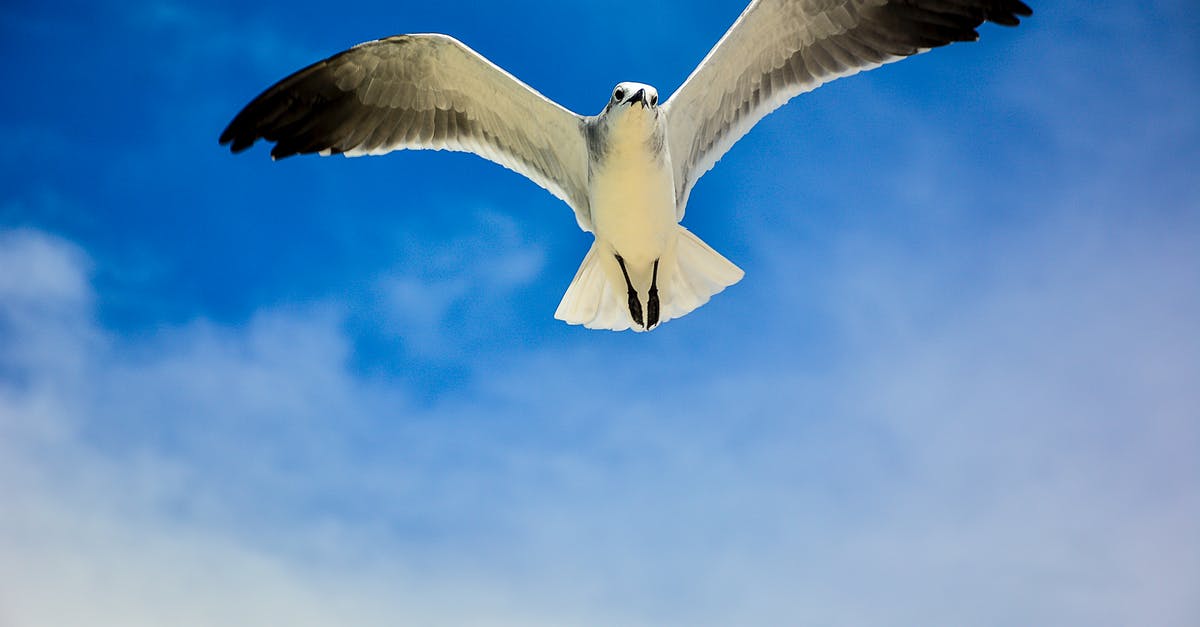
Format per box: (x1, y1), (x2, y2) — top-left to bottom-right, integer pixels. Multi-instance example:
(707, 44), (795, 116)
(582, 84), (686, 328)
(588, 88), (675, 272)
(221, 0), (1033, 332)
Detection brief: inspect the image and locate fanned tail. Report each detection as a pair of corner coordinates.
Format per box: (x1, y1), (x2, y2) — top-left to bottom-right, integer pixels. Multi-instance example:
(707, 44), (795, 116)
(554, 226), (743, 332)
(554, 242), (635, 331)
(658, 225), (743, 325)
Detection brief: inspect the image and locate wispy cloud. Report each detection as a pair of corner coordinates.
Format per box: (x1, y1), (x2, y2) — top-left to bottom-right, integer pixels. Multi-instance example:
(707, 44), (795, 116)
(2, 166), (1198, 626)
(371, 209), (546, 356)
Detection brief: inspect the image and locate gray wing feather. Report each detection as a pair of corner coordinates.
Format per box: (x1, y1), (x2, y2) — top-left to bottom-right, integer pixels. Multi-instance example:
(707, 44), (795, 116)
(663, 0), (1032, 217)
(221, 34), (592, 228)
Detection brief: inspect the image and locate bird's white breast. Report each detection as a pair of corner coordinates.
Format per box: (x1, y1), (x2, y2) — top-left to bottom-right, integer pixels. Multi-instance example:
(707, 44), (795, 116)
(588, 115), (677, 267)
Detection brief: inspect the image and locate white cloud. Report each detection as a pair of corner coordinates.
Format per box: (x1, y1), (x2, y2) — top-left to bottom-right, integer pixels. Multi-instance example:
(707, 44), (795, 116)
(0, 228), (91, 308)
(2, 199), (1197, 626)
(374, 209), (546, 355)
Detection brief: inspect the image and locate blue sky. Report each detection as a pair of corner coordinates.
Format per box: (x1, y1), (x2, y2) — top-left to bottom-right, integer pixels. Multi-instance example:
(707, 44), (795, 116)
(2, 1), (1198, 625)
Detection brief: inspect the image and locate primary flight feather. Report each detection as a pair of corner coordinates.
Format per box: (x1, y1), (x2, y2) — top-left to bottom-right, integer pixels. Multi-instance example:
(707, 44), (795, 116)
(221, 0), (1033, 332)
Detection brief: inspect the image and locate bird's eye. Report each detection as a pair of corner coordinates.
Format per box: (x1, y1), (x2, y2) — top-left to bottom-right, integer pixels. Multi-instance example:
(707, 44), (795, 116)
(614, 88), (625, 101)
(650, 94), (658, 106)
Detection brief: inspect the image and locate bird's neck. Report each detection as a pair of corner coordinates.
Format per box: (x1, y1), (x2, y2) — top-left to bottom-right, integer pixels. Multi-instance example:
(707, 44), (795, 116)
(602, 112), (665, 163)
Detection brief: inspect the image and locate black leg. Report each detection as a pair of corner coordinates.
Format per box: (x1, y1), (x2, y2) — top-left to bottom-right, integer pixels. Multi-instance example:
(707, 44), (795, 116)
(647, 259), (660, 328)
(614, 255), (644, 328)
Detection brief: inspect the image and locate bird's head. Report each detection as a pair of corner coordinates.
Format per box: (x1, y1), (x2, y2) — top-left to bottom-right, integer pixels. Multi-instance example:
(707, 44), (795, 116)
(605, 82), (659, 115)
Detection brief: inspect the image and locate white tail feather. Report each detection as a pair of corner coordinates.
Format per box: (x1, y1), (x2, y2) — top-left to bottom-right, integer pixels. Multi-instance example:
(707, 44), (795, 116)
(554, 226), (743, 331)
(660, 226), (744, 325)
(554, 242), (635, 331)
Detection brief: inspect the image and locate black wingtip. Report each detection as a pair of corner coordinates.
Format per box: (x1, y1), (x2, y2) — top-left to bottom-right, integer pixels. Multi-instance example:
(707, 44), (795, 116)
(218, 119), (257, 153)
(270, 143), (301, 160)
(225, 138), (256, 154)
(990, 1), (1034, 26)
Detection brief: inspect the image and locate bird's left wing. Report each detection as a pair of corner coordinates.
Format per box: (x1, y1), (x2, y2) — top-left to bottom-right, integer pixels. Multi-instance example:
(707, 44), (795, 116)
(221, 34), (592, 226)
(663, 0), (1032, 215)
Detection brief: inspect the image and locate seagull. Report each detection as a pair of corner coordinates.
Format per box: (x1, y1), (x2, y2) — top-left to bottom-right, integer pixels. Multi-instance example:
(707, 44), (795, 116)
(221, 0), (1032, 332)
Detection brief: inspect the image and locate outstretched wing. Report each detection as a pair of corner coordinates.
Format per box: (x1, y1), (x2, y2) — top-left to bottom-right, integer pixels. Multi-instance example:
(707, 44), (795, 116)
(221, 34), (592, 227)
(663, 0), (1032, 213)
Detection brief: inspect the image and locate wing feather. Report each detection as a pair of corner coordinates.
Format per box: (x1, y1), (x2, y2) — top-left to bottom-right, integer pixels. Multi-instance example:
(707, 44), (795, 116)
(220, 34), (592, 227)
(663, 0), (1032, 215)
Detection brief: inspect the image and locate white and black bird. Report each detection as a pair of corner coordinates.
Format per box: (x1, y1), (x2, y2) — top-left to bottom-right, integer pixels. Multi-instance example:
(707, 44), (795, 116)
(221, 0), (1032, 332)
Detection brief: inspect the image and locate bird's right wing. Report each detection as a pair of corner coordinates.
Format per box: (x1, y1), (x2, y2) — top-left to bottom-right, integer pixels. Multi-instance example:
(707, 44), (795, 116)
(220, 34), (593, 228)
(663, 0), (1032, 215)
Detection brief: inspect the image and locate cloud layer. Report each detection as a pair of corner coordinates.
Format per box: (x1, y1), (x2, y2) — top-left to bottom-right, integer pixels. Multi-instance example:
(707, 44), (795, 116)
(3, 184), (1197, 626)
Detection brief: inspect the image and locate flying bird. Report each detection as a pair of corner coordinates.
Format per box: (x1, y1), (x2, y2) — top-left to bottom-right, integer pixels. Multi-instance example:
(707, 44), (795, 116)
(221, 0), (1032, 332)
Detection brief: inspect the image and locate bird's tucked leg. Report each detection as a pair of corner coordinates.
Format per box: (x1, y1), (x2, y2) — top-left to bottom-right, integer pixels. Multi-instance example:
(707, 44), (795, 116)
(615, 255), (644, 328)
(647, 259), (660, 329)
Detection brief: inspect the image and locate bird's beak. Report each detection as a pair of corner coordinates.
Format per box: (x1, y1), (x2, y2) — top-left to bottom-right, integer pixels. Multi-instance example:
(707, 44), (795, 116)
(628, 88), (647, 109)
